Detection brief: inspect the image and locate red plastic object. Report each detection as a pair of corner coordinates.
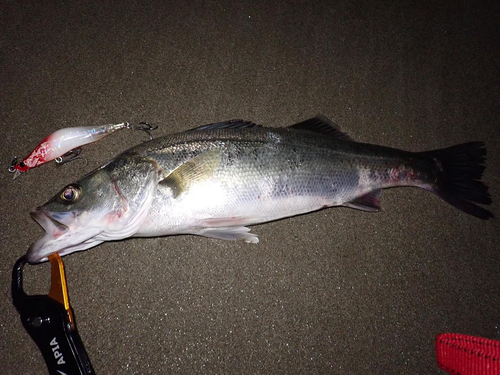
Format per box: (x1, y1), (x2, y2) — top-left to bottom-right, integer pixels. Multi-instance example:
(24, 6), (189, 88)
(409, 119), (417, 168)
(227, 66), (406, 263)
(436, 333), (500, 374)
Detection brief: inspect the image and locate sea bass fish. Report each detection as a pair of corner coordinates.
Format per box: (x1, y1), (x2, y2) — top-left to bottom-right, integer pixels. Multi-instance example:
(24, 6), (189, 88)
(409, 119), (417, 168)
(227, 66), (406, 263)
(26, 116), (493, 263)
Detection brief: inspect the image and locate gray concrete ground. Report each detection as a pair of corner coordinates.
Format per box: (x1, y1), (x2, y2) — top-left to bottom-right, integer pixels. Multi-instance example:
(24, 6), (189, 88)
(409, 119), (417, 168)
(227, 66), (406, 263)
(1, 1), (499, 374)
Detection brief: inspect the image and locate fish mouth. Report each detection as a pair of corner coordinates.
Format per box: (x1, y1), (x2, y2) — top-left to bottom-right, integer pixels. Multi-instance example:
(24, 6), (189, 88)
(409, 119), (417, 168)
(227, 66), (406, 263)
(27, 209), (103, 263)
(30, 209), (69, 235)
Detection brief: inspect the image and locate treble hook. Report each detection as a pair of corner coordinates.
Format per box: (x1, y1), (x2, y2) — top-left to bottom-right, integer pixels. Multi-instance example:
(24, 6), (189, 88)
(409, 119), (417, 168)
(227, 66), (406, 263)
(55, 148), (88, 167)
(136, 122), (159, 141)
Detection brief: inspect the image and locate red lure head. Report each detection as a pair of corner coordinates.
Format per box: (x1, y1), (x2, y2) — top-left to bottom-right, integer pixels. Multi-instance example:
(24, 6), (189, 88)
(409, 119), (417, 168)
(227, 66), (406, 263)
(14, 162), (29, 172)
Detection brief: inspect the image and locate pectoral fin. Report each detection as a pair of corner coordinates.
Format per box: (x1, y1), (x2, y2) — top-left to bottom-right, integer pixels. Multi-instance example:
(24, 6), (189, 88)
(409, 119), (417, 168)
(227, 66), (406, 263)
(160, 149), (221, 198)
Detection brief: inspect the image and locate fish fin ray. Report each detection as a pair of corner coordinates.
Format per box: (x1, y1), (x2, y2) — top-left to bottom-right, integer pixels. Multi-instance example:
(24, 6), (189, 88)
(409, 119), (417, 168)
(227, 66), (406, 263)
(288, 115), (354, 141)
(197, 226), (259, 243)
(160, 149), (221, 198)
(343, 189), (382, 212)
(187, 119), (262, 131)
(423, 142), (494, 219)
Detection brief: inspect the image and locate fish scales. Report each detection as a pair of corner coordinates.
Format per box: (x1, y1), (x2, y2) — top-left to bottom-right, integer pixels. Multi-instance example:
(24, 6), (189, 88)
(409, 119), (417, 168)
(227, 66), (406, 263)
(109, 127), (429, 236)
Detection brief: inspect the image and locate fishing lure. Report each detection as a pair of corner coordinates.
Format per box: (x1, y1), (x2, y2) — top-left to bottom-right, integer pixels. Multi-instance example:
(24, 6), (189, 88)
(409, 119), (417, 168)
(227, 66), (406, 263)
(9, 122), (130, 179)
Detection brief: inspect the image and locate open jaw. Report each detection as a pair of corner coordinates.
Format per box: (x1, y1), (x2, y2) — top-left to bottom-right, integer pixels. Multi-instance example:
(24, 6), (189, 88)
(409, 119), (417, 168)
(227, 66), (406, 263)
(26, 209), (103, 263)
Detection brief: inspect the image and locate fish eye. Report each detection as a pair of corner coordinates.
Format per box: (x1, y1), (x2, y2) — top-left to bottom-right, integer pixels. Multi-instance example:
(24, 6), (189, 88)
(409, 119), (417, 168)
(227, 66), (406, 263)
(60, 185), (81, 202)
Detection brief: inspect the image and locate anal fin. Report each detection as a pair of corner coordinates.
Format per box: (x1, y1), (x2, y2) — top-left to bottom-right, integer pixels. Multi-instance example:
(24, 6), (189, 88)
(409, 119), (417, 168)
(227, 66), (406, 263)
(344, 190), (382, 212)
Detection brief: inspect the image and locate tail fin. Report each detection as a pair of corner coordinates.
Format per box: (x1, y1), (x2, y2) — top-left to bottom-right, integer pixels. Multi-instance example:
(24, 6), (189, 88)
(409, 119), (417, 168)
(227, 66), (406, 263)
(425, 142), (493, 219)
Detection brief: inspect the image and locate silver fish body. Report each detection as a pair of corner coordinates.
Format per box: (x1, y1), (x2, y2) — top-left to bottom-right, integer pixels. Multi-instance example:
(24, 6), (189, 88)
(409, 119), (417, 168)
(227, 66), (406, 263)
(27, 117), (493, 263)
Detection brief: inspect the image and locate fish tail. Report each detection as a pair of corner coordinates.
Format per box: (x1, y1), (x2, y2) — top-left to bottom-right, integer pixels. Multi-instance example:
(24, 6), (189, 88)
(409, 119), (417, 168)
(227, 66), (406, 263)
(423, 142), (493, 219)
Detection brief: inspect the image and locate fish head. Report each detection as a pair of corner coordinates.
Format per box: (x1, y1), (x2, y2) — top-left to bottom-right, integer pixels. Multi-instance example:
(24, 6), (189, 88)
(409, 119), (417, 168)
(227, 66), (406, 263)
(27, 159), (156, 263)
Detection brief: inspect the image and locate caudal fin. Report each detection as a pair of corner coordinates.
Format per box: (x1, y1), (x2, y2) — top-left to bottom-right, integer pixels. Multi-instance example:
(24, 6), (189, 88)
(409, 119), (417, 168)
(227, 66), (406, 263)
(425, 142), (493, 219)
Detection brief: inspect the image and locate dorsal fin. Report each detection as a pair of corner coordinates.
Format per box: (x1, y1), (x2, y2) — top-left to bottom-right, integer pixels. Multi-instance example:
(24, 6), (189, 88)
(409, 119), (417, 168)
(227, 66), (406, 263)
(187, 119), (262, 132)
(288, 115), (354, 141)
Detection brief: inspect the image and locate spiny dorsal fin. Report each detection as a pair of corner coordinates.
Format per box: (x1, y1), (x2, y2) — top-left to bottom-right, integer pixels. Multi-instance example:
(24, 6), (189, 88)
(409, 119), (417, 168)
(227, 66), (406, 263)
(187, 119), (262, 132)
(343, 189), (382, 212)
(160, 149), (221, 198)
(288, 115), (354, 141)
